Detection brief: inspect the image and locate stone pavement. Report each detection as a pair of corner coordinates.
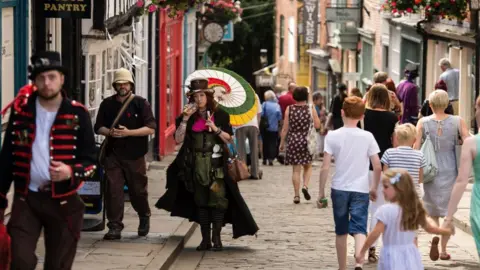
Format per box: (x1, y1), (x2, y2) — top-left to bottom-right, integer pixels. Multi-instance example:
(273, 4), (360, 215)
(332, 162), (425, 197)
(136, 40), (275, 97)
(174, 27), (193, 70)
(190, 162), (479, 270)
(452, 183), (474, 236)
(31, 154), (197, 270)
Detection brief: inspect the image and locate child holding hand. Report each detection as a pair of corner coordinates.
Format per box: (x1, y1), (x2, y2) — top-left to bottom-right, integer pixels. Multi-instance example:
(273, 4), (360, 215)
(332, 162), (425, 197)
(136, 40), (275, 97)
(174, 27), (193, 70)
(355, 169), (451, 270)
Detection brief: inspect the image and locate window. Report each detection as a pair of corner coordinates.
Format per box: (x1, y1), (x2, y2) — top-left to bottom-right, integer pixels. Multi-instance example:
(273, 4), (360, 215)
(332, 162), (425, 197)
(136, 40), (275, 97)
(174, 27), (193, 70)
(401, 38), (421, 102)
(187, 21), (195, 75)
(361, 40), (373, 91)
(280, 15), (285, 56)
(383, 45), (389, 72)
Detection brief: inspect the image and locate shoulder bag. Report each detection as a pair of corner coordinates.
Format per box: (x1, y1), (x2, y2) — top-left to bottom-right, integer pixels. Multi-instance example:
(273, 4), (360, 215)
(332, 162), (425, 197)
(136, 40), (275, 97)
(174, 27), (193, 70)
(97, 94), (135, 167)
(224, 143), (250, 183)
(259, 102), (269, 132)
(421, 118), (439, 184)
(307, 104), (319, 156)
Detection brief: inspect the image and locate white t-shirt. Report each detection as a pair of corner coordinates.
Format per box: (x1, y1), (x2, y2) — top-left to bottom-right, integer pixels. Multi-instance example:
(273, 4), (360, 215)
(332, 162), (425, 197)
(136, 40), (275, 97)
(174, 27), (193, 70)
(29, 99), (57, 191)
(238, 94), (262, 128)
(324, 127), (380, 193)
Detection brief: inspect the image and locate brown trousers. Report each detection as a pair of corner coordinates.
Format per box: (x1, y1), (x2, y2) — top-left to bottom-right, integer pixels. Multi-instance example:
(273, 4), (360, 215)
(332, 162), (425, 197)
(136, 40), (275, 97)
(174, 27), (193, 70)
(7, 191), (85, 270)
(105, 154), (150, 230)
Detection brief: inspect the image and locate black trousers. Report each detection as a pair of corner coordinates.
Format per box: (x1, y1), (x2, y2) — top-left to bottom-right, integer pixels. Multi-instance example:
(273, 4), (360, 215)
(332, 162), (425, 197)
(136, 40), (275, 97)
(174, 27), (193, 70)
(261, 130), (279, 161)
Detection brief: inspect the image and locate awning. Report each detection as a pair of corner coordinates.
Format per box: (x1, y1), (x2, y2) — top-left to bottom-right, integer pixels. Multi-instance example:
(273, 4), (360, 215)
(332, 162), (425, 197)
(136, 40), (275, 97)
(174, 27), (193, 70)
(329, 59), (342, 74)
(306, 48), (329, 58)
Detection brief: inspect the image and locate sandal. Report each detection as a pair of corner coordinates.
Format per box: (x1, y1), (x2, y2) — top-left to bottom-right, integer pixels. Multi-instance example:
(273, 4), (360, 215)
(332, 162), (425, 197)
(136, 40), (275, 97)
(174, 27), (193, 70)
(429, 236), (440, 261)
(293, 196), (300, 204)
(368, 247), (378, 263)
(440, 252), (451, 260)
(302, 186), (311, 201)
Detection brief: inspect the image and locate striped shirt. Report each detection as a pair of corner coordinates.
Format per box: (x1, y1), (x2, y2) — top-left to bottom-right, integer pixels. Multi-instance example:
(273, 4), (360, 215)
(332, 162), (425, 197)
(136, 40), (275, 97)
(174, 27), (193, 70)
(381, 146), (426, 195)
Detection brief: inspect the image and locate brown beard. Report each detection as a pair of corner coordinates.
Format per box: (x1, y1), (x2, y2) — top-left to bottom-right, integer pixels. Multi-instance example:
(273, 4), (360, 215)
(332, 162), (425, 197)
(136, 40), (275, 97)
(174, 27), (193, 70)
(37, 89), (62, 101)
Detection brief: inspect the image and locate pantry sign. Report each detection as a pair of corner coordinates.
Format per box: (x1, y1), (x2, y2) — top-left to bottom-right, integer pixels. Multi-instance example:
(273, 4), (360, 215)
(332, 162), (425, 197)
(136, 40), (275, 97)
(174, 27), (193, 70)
(43, 0), (91, 19)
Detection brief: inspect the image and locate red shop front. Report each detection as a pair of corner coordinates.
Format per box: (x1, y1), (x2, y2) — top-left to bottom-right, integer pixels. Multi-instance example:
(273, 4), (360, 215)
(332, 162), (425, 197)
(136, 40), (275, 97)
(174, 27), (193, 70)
(158, 10), (184, 157)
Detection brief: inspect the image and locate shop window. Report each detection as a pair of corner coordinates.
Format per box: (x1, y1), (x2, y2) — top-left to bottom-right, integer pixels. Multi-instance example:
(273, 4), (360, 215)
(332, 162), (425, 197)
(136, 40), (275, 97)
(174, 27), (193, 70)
(361, 40), (373, 91)
(280, 15), (285, 56)
(401, 38), (421, 102)
(382, 45), (389, 73)
(187, 21), (196, 75)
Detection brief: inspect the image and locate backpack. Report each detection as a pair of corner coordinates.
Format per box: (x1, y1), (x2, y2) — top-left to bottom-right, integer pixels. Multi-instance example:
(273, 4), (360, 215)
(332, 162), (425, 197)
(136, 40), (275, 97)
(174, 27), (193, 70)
(421, 118), (438, 183)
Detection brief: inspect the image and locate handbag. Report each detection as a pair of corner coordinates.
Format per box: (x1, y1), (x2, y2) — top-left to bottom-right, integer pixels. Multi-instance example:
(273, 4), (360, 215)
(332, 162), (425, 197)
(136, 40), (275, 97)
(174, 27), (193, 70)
(421, 118), (439, 184)
(97, 94), (135, 167)
(224, 144), (250, 183)
(307, 105), (318, 156)
(454, 115), (462, 170)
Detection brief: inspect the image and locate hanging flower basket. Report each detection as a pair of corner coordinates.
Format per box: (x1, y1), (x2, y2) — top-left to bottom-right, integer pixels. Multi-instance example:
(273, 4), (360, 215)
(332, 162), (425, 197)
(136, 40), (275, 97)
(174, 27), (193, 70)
(203, 0), (243, 24)
(381, 0), (468, 20)
(136, 0), (209, 18)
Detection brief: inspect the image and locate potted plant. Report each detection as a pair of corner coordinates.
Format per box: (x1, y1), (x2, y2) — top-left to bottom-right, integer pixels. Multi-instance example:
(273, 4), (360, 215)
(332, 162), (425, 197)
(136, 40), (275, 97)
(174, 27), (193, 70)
(203, 0), (243, 24)
(137, 0), (209, 18)
(381, 0), (468, 20)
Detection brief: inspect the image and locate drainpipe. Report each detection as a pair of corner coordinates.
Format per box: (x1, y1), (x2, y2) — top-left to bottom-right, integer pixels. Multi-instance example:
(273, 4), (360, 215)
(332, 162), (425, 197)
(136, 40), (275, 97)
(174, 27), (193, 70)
(416, 19), (429, 102)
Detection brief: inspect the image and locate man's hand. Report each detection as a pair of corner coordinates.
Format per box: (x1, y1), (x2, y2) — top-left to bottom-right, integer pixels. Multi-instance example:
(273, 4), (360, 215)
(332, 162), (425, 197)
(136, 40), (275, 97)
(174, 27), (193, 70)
(49, 161), (72, 182)
(112, 125), (131, 138)
(369, 188), (377, 202)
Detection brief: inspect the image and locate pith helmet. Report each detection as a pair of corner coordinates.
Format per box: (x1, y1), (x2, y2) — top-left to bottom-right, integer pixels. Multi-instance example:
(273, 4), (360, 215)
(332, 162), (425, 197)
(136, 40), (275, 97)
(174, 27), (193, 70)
(112, 68), (134, 88)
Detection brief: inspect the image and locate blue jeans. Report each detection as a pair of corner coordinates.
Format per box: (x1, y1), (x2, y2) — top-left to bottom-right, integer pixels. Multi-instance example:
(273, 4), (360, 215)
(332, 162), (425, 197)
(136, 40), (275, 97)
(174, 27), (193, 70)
(331, 189), (369, 236)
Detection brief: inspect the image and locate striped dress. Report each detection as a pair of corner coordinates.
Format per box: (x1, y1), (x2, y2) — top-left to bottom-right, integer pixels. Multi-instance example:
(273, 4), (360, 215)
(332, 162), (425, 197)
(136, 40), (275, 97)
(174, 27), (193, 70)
(381, 146), (427, 197)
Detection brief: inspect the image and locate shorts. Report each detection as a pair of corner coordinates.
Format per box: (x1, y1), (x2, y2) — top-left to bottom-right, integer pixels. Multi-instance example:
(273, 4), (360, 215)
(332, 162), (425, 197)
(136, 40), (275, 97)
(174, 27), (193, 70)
(331, 188), (369, 236)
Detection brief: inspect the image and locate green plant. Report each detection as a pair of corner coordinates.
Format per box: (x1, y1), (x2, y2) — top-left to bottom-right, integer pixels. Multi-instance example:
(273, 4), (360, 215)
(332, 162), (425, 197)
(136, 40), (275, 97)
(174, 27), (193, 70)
(136, 0), (209, 18)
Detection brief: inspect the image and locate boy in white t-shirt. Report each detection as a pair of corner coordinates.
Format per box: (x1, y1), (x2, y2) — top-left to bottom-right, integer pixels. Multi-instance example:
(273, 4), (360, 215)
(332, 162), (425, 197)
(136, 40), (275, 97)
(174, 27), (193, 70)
(317, 96), (382, 270)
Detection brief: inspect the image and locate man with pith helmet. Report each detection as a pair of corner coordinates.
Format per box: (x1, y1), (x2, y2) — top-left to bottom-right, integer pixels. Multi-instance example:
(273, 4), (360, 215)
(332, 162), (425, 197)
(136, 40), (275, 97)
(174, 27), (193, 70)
(95, 68), (156, 240)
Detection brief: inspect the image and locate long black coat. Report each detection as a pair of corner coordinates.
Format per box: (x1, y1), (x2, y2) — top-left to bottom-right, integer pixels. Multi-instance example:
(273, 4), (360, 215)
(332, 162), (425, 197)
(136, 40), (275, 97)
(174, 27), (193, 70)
(155, 108), (259, 239)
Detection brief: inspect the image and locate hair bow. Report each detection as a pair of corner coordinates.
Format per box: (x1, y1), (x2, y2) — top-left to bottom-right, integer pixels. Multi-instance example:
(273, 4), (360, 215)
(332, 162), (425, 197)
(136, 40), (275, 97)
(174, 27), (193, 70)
(390, 173), (401, 185)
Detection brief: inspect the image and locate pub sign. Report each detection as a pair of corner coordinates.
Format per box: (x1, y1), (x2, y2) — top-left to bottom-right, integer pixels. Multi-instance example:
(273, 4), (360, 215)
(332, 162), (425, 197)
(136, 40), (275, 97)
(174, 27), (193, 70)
(43, 0), (91, 19)
(303, 0), (318, 45)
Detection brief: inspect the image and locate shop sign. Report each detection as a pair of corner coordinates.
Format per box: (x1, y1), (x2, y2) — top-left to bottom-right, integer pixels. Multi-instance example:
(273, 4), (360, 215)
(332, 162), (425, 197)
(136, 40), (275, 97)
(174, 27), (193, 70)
(343, 72), (361, 81)
(303, 0), (318, 44)
(325, 7), (361, 22)
(256, 75), (274, 87)
(43, 0), (91, 19)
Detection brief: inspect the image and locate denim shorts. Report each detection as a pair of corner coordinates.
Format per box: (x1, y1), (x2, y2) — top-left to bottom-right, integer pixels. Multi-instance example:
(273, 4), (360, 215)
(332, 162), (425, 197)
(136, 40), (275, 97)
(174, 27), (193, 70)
(331, 188), (369, 236)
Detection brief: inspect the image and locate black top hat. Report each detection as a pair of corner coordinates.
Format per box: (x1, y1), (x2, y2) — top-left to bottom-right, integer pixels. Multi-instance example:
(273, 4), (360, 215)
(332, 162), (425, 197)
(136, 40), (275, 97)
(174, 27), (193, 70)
(186, 77), (214, 96)
(28, 51), (67, 80)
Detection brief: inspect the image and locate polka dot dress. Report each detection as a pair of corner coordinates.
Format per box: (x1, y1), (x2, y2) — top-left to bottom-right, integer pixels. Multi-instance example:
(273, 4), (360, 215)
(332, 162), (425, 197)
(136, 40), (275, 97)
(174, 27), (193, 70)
(285, 105), (313, 165)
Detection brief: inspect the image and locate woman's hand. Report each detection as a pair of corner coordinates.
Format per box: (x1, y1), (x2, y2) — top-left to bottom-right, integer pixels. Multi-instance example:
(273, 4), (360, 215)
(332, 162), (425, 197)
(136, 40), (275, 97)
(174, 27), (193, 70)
(205, 119), (218, 132)
(183, 103), (197, 118)
(279, 142), (285, 152)
(441, 219), (455, 236)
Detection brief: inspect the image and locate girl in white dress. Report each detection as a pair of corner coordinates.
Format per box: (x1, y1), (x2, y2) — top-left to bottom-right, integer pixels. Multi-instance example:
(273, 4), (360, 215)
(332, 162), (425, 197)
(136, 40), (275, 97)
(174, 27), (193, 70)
(355, 169), (451, 270)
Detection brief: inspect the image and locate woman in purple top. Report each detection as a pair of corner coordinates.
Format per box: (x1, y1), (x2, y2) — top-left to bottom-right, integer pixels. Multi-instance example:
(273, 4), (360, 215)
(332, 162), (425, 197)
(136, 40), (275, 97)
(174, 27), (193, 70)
(397, 63), (420, 125)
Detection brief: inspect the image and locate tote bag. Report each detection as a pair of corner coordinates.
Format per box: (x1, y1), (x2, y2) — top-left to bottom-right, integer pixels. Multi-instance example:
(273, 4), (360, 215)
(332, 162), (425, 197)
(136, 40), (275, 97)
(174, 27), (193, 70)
(307, 105), (318, 155)
(421, 119), (438, 184)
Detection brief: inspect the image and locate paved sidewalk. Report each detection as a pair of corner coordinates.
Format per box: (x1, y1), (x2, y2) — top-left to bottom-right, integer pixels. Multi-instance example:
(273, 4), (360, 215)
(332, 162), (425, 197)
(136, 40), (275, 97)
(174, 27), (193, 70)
(452, 183), (474, 236)
(33, 154), (197, 270)
(193, 162), (479, 270)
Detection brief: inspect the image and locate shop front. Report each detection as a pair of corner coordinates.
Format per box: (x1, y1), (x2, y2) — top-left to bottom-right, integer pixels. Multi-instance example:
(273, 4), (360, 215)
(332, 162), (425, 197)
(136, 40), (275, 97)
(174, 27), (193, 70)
(158, 10), (184, 157)
(307, 48), (338, 111)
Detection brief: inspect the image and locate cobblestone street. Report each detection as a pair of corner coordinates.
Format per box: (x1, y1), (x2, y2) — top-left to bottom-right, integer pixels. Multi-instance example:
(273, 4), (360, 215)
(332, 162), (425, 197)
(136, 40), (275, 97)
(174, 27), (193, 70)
(184, 162), (480, 270)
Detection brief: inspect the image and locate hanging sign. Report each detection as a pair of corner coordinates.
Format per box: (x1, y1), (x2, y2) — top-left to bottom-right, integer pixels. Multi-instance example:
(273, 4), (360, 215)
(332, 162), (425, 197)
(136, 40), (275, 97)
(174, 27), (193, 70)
(43, 0), (92, 19)
(303, 0), (318, 44)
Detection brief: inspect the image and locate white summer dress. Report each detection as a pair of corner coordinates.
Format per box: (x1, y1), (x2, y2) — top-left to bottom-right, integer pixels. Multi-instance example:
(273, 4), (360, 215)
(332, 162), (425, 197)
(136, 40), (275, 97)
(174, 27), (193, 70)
(375, 203), (423, 270)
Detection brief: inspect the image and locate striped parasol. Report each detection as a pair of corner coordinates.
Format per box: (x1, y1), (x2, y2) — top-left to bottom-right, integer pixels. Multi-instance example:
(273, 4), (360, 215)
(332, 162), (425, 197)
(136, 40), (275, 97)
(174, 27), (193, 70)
(184, 68), (258, 126)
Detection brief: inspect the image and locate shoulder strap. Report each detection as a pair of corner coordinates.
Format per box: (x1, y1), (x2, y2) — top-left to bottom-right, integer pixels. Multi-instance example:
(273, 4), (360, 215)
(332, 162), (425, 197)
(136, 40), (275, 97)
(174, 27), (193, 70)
(110, 94), (135, 129)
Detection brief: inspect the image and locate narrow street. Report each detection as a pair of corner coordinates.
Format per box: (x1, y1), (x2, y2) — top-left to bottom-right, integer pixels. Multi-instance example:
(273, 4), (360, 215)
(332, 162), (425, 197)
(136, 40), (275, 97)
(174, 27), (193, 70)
(172, 162), (479, 270)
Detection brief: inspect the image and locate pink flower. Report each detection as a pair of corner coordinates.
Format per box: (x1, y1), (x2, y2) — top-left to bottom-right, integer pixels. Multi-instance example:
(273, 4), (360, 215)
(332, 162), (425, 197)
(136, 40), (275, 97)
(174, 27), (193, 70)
(406, 7), (413, 13)
(148, 4), (157, 13)
(136, 0), (144, 7)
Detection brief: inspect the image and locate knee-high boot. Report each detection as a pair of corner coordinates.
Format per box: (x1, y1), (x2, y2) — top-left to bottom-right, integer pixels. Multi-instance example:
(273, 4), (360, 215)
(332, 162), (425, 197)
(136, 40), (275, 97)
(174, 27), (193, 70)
(196, 208), (212, 251)
(211, 209), (225, 251)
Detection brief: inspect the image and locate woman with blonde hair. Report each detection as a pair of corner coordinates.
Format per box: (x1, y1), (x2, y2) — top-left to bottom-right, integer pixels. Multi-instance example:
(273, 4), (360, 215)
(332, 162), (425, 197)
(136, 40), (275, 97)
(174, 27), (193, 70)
(415, 89), (470, 260)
